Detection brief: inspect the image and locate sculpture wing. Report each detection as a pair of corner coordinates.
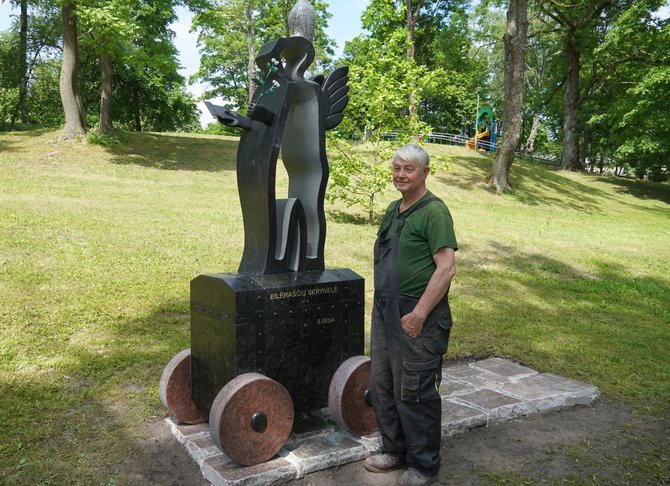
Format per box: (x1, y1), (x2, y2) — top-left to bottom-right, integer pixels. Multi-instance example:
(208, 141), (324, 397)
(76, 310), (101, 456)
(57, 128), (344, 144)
(320, 66), (350, 130)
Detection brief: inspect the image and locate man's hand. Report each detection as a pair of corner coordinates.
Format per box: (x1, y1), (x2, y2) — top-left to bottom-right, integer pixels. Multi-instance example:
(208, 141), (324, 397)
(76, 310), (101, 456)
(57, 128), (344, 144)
(401, 311), (426, 338)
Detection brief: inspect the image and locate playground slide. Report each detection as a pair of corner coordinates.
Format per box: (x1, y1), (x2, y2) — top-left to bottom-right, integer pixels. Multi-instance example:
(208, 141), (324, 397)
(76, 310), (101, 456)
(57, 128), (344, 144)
(466, 128), (490, 149)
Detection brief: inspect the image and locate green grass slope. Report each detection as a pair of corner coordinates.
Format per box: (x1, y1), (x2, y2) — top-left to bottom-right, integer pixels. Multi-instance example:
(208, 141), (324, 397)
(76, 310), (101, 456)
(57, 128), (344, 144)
(1, 129), (668, 484)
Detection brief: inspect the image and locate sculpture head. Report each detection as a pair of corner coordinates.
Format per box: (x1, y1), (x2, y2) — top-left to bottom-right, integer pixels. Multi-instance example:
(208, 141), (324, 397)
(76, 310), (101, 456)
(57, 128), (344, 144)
(289, 0), (316, 41)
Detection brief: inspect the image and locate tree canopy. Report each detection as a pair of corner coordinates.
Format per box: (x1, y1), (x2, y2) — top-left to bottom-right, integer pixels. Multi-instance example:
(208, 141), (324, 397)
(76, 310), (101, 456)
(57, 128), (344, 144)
(0, 0), (667, 180)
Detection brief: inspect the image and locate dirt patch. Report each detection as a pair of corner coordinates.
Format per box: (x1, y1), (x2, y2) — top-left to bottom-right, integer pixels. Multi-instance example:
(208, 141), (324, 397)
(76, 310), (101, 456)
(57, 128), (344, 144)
(131, 419), (209, 486)
(292, 398), (668, 485)
(131, 398), (668, 485)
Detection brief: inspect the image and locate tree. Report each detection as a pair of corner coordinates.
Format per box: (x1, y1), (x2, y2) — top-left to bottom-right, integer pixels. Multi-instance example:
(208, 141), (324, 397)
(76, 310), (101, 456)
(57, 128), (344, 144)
(192, 0), (335, 112)
(77, 0), (138, 134)
(539, 0), (628, 171)
(326, 135), (393, 224)
(587, 1), (668, 179)
(74, 0), (200, 133)
(360, 0), (471, 126)
(8, 0), (29, 127)
(488, 0), (528, 192)
(60, 0), (86, 138)
(327, 30), (445, 222)
(420, 4), (480, 133)
(0, 1), (61, 128)
(0, 30), (20, 126)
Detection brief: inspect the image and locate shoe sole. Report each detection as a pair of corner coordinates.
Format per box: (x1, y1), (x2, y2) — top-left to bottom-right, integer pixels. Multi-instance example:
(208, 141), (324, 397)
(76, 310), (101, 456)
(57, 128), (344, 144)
(363, 460), (407, 473)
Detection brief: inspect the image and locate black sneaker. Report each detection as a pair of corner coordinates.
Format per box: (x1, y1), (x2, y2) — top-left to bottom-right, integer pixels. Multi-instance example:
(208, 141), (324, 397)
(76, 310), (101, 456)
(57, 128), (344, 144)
(363, 453), (407, 473)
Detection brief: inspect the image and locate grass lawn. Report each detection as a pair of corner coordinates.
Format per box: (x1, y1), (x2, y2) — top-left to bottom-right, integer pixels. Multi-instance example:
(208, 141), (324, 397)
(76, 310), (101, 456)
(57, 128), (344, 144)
(1, 128), (668, 484)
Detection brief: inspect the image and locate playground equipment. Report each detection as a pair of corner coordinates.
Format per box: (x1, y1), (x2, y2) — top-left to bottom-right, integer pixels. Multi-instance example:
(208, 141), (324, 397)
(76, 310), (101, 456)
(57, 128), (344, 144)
(466, 103), (496, 151)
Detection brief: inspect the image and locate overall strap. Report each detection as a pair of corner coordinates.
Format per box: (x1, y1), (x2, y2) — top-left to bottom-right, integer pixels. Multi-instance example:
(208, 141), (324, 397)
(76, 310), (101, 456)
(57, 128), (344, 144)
(379, 196), (441, 241)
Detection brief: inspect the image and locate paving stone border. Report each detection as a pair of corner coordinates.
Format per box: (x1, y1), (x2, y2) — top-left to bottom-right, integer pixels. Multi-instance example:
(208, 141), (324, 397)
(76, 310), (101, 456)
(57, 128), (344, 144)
(167, 358), (600, 486)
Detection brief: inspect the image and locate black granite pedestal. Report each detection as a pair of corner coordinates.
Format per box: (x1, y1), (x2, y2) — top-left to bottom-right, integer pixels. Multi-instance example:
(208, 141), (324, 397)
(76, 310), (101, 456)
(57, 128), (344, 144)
(190, 269), (365, 414)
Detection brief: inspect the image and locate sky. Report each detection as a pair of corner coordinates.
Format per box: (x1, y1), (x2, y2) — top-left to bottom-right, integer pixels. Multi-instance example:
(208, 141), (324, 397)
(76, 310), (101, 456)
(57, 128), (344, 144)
(0, 0), (369, 126)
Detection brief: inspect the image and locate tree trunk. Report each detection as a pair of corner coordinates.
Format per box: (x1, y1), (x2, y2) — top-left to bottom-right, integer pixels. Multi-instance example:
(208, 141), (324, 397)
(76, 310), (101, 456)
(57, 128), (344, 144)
(524, 48), (545, 155)
(561, 35), (581, 171)
(283, 0), (290, 37)
(405, 0), (420, 121)
(580, 126), (590, 169)
(489, 0), (528, 193)
(245, 1), (256, 105)
(60, 0), (86, 138)
(99, 54), (113, 134)
(132, 80), (141, 131)
(525, 114), (540, 155)
(598, 153), (604, 174)
(10, 0), (29, 128)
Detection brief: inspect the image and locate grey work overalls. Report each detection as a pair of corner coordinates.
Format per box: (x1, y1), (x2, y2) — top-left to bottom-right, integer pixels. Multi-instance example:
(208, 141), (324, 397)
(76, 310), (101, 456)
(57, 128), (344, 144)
(370, 197), (452, 476)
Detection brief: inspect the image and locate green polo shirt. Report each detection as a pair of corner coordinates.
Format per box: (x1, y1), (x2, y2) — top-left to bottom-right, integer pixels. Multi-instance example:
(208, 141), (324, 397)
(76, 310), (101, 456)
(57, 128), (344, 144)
(378, 191), (458, 297)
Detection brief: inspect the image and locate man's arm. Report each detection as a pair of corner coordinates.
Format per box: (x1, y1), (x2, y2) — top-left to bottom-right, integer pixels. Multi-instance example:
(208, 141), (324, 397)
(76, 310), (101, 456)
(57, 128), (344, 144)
(401, 247), (456, 338)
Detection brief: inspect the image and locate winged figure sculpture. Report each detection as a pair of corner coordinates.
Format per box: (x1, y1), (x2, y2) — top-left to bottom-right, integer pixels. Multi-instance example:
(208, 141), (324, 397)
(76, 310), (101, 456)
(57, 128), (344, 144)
(205, 8), (349, 276)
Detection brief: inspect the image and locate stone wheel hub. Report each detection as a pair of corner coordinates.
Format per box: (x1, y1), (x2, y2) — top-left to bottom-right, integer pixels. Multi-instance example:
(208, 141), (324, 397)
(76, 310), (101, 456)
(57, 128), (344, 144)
(209, 373), (294, 466)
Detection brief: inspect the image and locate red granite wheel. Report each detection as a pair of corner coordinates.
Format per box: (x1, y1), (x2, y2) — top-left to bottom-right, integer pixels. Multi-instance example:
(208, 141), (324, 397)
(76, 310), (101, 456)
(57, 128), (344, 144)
(209, 373), (294, 466)
(159, 348), (206, 424)
(328, 355), (378, 436)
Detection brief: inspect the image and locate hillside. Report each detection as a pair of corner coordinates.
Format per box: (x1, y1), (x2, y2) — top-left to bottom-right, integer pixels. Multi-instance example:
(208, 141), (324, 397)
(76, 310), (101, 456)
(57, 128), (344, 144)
(1, 128), (668, 484)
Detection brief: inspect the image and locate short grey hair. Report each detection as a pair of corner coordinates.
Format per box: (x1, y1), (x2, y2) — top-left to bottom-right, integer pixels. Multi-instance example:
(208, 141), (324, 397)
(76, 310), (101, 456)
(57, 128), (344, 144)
(392, 144), (430, 170)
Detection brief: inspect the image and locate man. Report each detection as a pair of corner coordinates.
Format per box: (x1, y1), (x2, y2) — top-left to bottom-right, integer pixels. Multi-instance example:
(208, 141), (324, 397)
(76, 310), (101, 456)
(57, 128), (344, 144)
(364, 144), (457, 486)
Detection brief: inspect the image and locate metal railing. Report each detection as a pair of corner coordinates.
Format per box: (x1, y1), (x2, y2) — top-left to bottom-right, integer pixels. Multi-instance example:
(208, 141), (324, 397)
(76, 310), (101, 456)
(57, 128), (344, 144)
(374, 131), (560, 167)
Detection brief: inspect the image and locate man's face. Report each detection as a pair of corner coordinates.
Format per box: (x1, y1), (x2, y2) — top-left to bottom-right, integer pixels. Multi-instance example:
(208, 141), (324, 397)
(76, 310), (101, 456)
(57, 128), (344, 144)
(392, 157), (428, 195)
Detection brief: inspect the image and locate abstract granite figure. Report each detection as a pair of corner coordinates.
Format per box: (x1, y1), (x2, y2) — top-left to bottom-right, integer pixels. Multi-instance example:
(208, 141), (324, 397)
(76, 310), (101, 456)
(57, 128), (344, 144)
(205, 2), (349, 275)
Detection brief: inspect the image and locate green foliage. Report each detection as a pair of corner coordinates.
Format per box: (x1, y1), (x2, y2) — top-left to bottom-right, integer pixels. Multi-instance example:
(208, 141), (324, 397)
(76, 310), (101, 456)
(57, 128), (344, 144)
(192, 0), (335, 111)
(347, 0), (482, 136)
(586, 2), (669, 179)
(0, 29), (20, 126)
(0, 87), (19, 127)
(78, 0), (200, 132)
(26, 59), (63, 126)
(339, 30), (437, 138)
(86, 130), (123, 147)
(198, 121), (240, 136)
(326, 135), (393, 224)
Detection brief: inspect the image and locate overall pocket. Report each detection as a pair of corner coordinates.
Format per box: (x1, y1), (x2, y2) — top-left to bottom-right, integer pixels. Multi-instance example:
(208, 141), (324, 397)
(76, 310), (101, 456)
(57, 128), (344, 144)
(422, 321), (452, 355)
(400, 355), (442, 403)
(421, 300), (452, 355)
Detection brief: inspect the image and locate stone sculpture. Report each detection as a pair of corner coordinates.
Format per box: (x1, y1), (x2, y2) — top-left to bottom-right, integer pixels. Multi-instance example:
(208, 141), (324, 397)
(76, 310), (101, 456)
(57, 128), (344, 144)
(204, 2), (349, 275)
(160, 1), (376, 468)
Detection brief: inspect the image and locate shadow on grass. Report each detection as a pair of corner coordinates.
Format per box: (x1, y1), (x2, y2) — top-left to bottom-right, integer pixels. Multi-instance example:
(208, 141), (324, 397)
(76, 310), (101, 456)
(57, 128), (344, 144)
(326, 209), (383, 226)
(0, 127), (59, 154)
(455, 239), (670, 409)
(596, 176), (670, 206)
(436, 153), (613, 212)
(438, 154), (492, 191)
(510, 163), (612, 212)
(108, 132), (239, 172)
(0, 299), (198, 485)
